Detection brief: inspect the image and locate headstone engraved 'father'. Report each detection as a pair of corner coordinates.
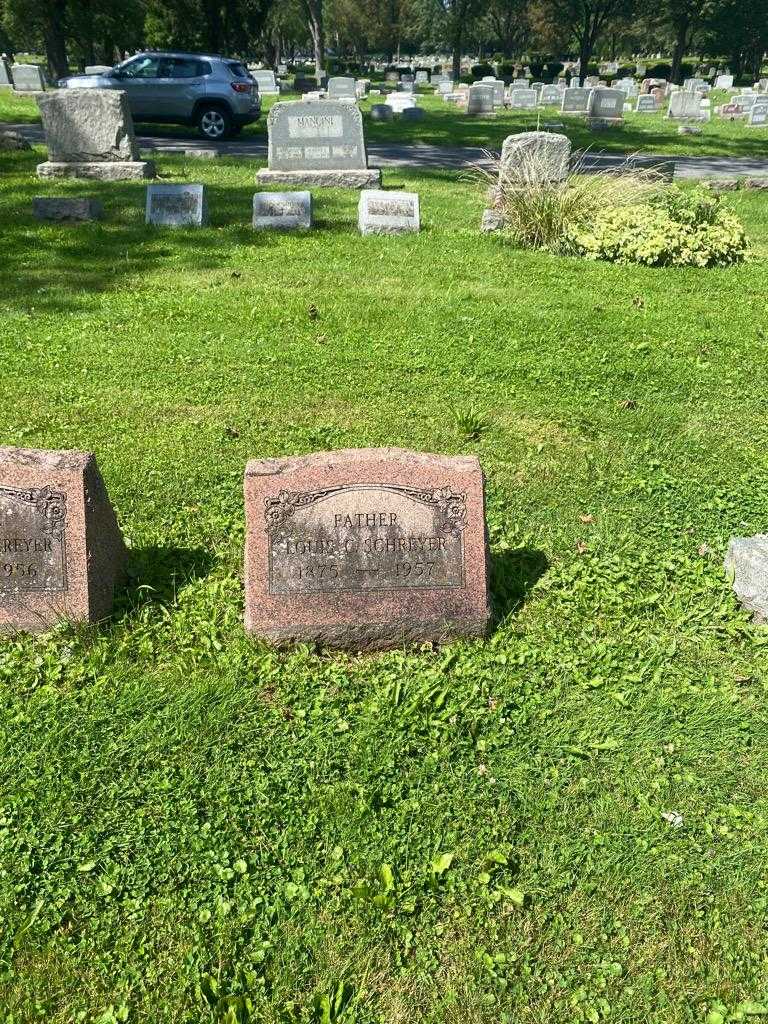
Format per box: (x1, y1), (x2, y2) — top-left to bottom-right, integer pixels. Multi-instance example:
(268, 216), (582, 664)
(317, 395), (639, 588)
(244, 448), (490, 649)
(0, 446), (126, 633)
(36, 89), (155, 180)
(256, 101), (381, 188)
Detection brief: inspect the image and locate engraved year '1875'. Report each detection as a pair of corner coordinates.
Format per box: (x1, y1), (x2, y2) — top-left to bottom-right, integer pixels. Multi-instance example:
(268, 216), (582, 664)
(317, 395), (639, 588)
(265, 483), (466, 595)
(0, 485), (68, 594)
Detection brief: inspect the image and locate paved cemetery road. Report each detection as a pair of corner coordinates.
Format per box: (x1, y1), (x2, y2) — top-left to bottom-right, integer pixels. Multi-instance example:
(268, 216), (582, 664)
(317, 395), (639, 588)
(9, 123), (768, 179)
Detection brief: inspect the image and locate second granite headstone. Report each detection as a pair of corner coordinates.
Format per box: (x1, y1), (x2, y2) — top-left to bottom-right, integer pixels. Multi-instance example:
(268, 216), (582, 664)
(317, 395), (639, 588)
(244, 448), (490, 650)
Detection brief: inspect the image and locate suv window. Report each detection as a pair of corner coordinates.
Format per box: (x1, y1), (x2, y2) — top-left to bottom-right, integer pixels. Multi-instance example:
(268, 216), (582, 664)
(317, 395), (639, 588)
(160, 57), (211, 78)
(227, 62), (249, 79)
(121, 56), (160, 79)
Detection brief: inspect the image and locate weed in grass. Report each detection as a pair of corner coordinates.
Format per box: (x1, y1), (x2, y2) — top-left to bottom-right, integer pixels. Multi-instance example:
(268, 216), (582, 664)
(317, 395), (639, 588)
(453, 404), (491, 440)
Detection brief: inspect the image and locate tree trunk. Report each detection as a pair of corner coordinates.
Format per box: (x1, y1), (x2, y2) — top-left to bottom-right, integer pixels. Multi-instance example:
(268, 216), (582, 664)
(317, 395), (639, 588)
(670, 16), (689, 84)
(302, 0), (324, 81)
(202, 0), (224, 53)
(44, 0), (69, 82)
(452, 27), (462, 81)
(577, 39), (591, 87)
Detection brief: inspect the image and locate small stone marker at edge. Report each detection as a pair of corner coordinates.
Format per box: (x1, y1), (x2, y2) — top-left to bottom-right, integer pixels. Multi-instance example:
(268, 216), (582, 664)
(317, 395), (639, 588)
(724, 535), (768, 623)
(244, 448), (490, 650)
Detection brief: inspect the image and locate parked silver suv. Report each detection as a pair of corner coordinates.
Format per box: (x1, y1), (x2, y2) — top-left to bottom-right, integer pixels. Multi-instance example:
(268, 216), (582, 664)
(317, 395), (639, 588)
(61, 51), (261, 140)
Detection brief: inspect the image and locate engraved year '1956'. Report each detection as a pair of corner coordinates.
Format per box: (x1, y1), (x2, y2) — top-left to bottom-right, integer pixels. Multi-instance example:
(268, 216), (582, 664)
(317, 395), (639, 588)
(264, 483), (467, 595)
(0, 485), (68, 594)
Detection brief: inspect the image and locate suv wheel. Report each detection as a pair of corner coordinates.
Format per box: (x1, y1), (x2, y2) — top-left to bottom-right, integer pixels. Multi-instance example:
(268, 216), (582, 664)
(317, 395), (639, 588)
(197, 105), (231, 140)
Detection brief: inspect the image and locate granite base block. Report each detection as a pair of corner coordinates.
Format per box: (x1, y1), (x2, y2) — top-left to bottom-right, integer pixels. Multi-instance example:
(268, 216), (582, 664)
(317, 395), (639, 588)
(36, 160), (156, 180)
(256, 168), (382, 189)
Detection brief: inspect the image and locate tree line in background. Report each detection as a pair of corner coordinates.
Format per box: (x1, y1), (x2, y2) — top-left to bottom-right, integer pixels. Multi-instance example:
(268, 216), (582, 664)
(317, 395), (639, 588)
(0, 0), (766, 87)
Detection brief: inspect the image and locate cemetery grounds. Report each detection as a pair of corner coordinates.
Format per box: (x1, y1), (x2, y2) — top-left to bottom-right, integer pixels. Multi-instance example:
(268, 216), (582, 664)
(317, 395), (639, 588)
(2, 86), (768, 1024)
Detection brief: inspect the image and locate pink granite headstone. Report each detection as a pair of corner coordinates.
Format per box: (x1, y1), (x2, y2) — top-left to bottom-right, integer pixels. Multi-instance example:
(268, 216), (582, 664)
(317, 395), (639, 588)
(244, 448), (490, 650)
(0, 446), (127, 633)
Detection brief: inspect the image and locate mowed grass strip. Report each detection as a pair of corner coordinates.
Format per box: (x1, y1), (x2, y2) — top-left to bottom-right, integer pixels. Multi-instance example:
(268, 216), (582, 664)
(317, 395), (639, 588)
(1, 149), (768, 1023)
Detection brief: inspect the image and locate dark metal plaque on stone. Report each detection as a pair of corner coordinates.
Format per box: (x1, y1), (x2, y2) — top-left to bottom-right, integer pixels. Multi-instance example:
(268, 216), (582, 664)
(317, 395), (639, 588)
(265, 484), (466, 594)
(0, 485), (67, 594)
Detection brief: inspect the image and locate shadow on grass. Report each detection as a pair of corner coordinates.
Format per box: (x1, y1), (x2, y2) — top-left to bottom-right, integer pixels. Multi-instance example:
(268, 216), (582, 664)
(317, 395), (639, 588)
(490, 546), (548, 625)
(116, 544), (216, 616)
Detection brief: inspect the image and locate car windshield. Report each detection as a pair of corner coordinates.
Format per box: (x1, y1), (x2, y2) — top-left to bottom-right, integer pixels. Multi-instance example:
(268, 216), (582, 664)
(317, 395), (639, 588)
(227, 62), (249, 79)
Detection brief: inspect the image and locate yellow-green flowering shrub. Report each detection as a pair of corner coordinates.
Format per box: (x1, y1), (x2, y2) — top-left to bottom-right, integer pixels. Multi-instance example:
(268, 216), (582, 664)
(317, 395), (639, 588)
(566, 186), (747, 267)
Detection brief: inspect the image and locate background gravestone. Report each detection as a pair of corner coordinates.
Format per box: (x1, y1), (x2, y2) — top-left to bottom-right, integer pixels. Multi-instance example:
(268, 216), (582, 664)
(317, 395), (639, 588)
(358, 189), (420, 234)
(499, 131), (571, 185)
(636, 94), (657, 113)
(36, 89), (155, 180)
(0, 58), (11, 88)
(253, 70), (279, 95)
(146, 184), (207, 226)
(0, 446), (126, 633)
(509, 88), (537, 109)
(252, 190), (312, 230)
(561, 87), (590, 114)
(467, 83), (495, 115)
(244, 448), (490, 650)
(668, 92), (704, 120)
(587, 87), (625, 127)
(256, 101), (381, 188)
(539, 84), (561, 105)
(11, 64), (45, 91)
(327, 76), (356, 100)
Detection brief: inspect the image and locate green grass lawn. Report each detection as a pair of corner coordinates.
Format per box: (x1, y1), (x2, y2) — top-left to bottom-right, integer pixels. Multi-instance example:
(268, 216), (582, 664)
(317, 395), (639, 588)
(4, 87), (768, 158)
(3, 146), (768, 1024)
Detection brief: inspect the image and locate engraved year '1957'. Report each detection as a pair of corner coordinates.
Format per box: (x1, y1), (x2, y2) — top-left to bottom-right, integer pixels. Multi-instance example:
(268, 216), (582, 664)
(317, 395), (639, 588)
(264, 483), (467, 595)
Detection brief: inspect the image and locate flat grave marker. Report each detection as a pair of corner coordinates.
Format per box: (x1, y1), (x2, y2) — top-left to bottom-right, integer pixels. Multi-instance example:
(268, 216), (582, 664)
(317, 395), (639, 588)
(358, 189), (419, 234)
(252, 190), (312, 229)
(146, 183), (207, 227)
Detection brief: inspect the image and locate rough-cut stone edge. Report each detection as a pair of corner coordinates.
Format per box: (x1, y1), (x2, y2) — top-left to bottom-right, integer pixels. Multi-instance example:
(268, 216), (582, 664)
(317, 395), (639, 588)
(481, 208), (505, 232)
(256, 168), (382, 188)
(36, 161), (156, 180)
(724, 535), (768, 625)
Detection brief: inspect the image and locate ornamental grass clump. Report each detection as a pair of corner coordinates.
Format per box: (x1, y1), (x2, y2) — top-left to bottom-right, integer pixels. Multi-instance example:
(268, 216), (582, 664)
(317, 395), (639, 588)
(481, 149), (666, 253)
(483, 150), (747, 267)
(566, 185), (748, 267)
